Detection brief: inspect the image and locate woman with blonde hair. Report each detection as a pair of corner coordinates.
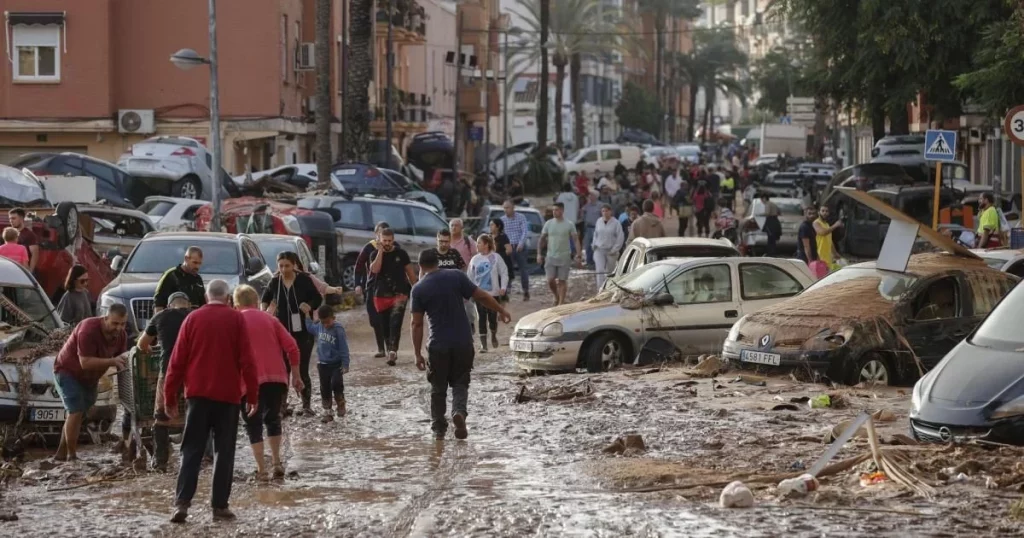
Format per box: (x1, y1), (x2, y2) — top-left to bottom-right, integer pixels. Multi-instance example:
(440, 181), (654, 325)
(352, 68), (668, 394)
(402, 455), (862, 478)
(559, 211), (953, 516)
(467, 234), (508, 353)
(0, 227), (28, 268)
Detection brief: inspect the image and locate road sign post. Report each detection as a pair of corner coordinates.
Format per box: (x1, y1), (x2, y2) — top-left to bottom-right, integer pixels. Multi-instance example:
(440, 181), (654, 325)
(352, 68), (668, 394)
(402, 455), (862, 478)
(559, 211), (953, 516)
(923, 129), (958, 230)
(1003, 105), (1024, 216)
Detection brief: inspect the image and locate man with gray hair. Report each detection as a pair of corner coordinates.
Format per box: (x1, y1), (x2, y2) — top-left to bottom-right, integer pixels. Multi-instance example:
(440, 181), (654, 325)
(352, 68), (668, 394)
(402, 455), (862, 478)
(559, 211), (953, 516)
(164, 279), (258, 523)
(448, 218), (478, 333)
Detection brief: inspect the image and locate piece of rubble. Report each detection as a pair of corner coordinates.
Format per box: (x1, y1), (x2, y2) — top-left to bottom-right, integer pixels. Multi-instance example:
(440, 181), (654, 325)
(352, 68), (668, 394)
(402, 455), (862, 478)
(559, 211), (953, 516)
(0, 510), (18, 522)
(719, 481), (754, 508)
(602, 434), (646, 455)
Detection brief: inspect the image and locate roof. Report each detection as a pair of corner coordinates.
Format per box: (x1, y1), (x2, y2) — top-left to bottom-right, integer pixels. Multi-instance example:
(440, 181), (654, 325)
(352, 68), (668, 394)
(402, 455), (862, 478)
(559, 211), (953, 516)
(0, 256), (36, 288)
(631, 237), (736, 249)
(971, 248), (1024, 262)
(142, 231), (242, 242)
(845, 252), (989, 277)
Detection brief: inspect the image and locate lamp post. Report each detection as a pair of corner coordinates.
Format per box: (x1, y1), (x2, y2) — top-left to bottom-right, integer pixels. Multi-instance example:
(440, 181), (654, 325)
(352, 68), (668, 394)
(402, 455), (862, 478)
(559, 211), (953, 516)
(170, 0), (221, 232)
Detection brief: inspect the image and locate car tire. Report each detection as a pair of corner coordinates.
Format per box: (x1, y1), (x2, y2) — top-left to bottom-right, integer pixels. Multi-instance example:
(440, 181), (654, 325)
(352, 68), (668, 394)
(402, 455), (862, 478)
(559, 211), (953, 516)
(55, 201), (80, 243)
(341, 254), (358, 290)
(584, 332), (627, 373)
(173, 175), (202, 199)
(848, 352), (893, 386)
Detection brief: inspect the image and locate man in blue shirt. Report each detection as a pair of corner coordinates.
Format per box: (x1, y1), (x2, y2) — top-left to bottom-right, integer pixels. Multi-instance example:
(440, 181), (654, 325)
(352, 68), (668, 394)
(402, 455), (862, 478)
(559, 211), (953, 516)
(410, 249), (511, 440)
(500, 199), (531, 301)
(305, 305), (350, 423)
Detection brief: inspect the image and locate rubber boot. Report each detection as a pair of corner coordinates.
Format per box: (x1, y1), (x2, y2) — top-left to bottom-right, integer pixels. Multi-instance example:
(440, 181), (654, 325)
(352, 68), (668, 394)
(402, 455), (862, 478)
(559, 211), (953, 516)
(336, 397), (347, 417)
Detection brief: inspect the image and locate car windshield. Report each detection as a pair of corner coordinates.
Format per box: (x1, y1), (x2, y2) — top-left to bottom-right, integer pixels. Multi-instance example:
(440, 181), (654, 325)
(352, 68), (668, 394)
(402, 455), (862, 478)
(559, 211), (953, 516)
(332, 167), (401, 194)
(646, 246), (736, 262)
(802, 267), (917, 300)
(970, 280), (1024, 351)
(613, 263), (677, 293)
(254, 239), (299, 266)
(0, 285), (59, 335)
(124, 240), (240, 274)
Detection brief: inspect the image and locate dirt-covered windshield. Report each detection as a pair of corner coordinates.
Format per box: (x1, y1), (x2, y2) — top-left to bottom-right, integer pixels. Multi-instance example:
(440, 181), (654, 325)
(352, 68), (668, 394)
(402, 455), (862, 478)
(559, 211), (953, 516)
(0, 284), (59, 339)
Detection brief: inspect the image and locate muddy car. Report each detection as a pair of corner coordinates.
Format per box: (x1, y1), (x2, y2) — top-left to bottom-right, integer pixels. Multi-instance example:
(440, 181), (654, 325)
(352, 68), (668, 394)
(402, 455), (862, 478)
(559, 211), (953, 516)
(0, 257), (117, 441)
(723, 254), (1018, 386)
(972, 248), (1024, 277)
(909, 277), (1024, 445)
(511, 257), (815, 373)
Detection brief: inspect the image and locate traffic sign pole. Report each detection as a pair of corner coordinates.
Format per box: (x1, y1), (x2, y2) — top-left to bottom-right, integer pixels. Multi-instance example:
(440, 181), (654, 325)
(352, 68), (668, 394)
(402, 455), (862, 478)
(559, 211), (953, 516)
(1003, 105), (1024, 216)
(923, 129), (958, 231)
(932, 162), (943, 230)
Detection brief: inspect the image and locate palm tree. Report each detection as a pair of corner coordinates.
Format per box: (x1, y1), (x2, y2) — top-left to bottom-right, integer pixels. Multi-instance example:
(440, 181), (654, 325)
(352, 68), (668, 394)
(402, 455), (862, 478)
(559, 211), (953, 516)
(538, 0), (550, 150)
(314, 0), (332, 187)
(638, 0), (701, 140)
(343, 0), (373, 161)
(672, 28), (747, 142)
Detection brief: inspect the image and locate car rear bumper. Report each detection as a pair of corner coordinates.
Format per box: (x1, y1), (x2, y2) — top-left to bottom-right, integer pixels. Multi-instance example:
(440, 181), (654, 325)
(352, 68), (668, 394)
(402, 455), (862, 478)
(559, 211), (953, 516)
(119, 158), (192, 182)
(510, 338), (583, 371)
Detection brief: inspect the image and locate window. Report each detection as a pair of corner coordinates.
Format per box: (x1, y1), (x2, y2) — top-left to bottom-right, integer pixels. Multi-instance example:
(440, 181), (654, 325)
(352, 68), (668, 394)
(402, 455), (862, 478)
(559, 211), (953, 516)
(911, 277), (959, 321)
(12, 25), (60, 82)
(181, 204), (203, 222)
(87, 213), (151, 239)
(331, 201), (369, 230)
(139, 200), (175, 217)
(601, 149), (622, 161)
(665, 264), (732, 304)
(577, 151), (598, 164)
(739, 263), (803, 300)
(241, 239), (263, 265)
(411, 207), (448, 237)
(369, 204), (411, 235)
(83, 161), (119, 191)
(620, 247), (639, 275)
(53, 155), (84, 175)
(969, 274), (1016, 317)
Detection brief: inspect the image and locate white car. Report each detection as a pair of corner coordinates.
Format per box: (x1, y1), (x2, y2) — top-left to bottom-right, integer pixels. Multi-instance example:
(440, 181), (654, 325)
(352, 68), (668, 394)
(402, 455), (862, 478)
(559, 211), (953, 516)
(137, 196), (209, 231)
(0, 257), (118, 441)
(675, 144), (702, 164)
(565, 144), (642, 179)
(510, 257), (816, 373)
(118, 135), (235, 201)
(232, 164), (322, 191)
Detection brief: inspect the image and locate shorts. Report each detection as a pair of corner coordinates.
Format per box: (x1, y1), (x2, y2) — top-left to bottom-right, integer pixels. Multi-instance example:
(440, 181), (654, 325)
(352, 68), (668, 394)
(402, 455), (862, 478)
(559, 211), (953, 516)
(54, 372), (97, 415)
(544, 260), (570, 281)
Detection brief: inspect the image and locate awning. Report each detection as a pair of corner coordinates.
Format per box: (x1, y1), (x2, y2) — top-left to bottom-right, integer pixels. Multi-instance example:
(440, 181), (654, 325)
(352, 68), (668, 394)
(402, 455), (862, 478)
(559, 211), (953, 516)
(5, 11), (66, 26)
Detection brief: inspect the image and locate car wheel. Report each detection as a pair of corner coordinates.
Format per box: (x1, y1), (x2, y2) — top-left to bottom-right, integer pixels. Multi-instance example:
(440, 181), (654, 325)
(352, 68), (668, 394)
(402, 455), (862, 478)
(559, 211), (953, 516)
(585, 332), (626, 373)
(850, 353), (892, 386)
(173, 176), (202, 199)
(56, 201), (79, 242)
(341, 255), (358, 290)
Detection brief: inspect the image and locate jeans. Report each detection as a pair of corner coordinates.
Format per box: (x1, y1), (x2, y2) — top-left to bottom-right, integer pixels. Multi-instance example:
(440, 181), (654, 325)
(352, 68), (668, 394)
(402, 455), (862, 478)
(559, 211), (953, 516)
(583, 226), (596, 265)
(475, 300), (498, 336)
(365, 290), (385, 352)
(290, 332), (314, 407)
(508, 247), (530, 295)
(426, 345), (474, 434)
(242, 383), (286, 445)
(378, 298), (408, 353)
(175, 398), (239, 510)
(593, 248), (618, 289)
(317, 362), (345, 404)
(696, 209), (712, 237)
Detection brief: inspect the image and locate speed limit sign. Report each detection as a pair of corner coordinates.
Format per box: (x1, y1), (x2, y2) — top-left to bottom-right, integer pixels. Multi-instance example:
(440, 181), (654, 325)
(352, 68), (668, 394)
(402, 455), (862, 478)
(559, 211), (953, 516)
(1004, 105), (1024, 147)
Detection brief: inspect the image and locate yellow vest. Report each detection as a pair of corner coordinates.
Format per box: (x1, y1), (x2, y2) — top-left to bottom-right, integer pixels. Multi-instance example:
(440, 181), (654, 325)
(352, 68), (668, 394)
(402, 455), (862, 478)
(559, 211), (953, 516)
(814, 218), (834, 267)
(721, 176), (735, 190)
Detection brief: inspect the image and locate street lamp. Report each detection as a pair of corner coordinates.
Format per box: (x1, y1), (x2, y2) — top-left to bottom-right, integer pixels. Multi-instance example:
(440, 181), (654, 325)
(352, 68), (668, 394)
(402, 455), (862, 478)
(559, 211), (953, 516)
(169, 0), (222, 232)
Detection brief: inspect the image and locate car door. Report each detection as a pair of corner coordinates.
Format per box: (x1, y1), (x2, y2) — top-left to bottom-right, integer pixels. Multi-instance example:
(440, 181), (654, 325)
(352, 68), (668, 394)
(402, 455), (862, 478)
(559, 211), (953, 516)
(297, 240), (325, 281)
(369, 202), (420, 257)
(657, 263), (739, 353)
(331, 199), (372, 255)
(240, 238), (271, 293)
(846, 199), (879, 258)
(901, 276), (969, 372)
(736, 261), (806, 315)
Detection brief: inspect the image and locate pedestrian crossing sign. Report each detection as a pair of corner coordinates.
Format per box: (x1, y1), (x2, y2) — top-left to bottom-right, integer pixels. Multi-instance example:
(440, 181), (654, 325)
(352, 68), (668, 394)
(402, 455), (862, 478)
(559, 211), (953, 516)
(924, 129), (957, 162)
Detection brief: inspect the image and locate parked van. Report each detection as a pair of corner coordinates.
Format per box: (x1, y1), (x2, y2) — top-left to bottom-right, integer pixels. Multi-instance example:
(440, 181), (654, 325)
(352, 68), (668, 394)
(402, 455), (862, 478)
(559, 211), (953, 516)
(564, 144), (642, 179)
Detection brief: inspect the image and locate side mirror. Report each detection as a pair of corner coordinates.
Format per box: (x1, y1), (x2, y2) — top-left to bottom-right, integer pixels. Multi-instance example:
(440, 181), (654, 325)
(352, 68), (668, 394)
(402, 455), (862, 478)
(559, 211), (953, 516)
(111, 255), (125, 273)
(653, 292), (674, 306)
(309, 261), (321, 274)
(246, 256), (266, 276)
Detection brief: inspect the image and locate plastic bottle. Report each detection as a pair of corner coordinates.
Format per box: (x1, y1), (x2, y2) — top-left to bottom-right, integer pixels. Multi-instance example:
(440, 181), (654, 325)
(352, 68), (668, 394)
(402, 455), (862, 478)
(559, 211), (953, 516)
(777, 474), (819, 497)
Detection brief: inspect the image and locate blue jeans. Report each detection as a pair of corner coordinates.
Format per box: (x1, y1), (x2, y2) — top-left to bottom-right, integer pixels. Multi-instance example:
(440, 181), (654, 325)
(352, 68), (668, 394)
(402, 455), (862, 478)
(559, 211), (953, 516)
(508, 246), (530, 295)
(583, 226), (595, 265)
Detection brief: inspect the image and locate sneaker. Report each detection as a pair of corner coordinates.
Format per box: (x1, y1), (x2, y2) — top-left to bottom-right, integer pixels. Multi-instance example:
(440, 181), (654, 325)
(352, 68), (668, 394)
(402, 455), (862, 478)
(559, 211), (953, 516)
(212, 508), (236, 521)
(301, 406), (316, 417)
(321, 411), (334, 423)
(272, 464), (285, 479)
(336, 398), (347, 417)
(452, 413), (468, 440)
(170, 506), (188, 524)
(386, 351), (397, 366)
(374, 351), (386, 358)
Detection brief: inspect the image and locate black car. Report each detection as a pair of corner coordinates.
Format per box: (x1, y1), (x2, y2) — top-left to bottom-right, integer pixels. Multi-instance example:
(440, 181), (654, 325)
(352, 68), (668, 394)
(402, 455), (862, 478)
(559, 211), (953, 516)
(10, 152), (139, 208)
(722, 254), (1018, 386)
(910, 278), (1024, 445)
(330, 163), (444, 213)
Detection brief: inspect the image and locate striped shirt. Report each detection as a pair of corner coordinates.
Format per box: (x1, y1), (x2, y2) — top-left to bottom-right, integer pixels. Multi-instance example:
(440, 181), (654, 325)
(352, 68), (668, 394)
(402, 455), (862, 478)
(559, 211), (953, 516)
(501, 213), (529, 248)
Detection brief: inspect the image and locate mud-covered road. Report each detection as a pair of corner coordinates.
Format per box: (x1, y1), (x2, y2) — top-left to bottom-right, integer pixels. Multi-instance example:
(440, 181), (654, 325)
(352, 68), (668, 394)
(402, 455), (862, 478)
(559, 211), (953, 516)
(2, 272), (1024, 537)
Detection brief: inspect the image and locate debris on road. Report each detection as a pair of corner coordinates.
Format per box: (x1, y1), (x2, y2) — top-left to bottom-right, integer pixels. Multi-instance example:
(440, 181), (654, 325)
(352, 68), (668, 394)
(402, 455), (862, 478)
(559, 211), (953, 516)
(719, 481), (754, 508)
(603, 434), (646, 455)
(777, 474), (819, 497)
(808, 395), (831, 409)
(514, 379), (594, 403)
(685, 355), (729, 378)
(859, 471), (887, 486)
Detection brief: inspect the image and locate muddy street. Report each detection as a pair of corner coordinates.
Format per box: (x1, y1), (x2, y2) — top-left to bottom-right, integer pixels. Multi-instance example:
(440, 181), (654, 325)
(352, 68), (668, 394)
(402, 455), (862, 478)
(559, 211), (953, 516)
(2, 274), (1023, 537)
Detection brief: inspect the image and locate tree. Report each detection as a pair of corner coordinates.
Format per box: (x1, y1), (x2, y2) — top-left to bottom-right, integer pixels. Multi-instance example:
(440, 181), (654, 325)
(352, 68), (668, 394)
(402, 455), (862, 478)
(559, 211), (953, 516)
(615, 81), (662, 136)
(751, 47), (808, 117)
(538, 0), (550, 150)
(671, 28), (746, 142)
(343, 0), (373, 161)
(638, 0), (701, 140)
(314, 0), (332, 188)
(954, 2), (1024, 117)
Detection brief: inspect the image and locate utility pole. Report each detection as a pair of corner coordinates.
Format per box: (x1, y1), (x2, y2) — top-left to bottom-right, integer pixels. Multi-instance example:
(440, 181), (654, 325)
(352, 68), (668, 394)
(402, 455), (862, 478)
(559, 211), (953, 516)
(384, 0), (394, 165)
(483, 21), (491, 180)
(339, 0), (348, 159)
(453, 11), (463, 171)
(208, 0), (221, 232)
(502, 28), (509, 192)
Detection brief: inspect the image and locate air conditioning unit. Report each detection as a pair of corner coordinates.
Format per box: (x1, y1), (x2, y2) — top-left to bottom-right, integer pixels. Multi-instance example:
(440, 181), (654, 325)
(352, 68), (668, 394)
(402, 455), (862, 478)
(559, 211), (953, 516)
(305, 96), (317, 113)
(118, 109), (155, 134)
(296, 43), (315, 70)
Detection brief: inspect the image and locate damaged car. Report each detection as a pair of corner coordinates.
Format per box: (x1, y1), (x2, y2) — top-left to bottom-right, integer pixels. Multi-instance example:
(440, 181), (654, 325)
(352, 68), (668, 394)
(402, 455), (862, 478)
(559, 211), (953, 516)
(0, 256), (117, 443)
(510, 257), (814, 374)
(910, 278), (1024, 445)
(723, 253), (1018, 386)
(601, 237), (740, 291)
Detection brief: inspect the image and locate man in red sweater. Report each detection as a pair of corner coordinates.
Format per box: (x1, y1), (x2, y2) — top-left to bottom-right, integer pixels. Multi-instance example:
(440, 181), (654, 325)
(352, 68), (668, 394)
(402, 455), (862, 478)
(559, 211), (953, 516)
(164, 279), (258, 523)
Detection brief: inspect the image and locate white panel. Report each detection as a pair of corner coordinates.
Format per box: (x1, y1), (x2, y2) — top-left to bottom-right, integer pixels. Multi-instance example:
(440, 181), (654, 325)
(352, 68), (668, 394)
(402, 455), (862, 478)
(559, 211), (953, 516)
(13, 25), (60, 47)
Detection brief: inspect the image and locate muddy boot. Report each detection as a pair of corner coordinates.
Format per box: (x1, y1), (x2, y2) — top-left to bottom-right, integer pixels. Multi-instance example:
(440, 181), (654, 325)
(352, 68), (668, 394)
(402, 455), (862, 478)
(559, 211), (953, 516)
(491, 332), (499, 349)
(453, 413), (468, 440)
(320, 409), (334, 423)
(170, 505), (188, 524)
(212, 508), (236, 521)
(479, 335), (488, 353)
(386, 351), (397, 366)
(336, 397), (347, 417)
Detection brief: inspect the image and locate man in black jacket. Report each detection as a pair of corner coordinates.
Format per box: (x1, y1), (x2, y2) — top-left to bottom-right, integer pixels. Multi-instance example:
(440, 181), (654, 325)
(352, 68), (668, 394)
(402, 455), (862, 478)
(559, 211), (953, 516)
(354, 222), (390, 358)
(154, 247), (206, 313)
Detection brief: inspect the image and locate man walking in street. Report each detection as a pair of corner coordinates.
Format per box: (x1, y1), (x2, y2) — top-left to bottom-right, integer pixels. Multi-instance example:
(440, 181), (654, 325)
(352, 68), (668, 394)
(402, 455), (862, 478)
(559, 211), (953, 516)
(581, 190), (602, 267)
(7, 208), (39, 273)
(628, 199), (666, 241)
(592, 204), (624, 289)
(354, 222), (390, 358)
(370, 228), (418, 366)
(500, 199), (531, 300)
(164, 279), (258, 523)
(154, 247), (206, 313)
(53, 306), (129, 461)
(410, 249), (511, 440)
(426, 229), (466, 271)
(137, 292), (195, 472)
(539, 202), (582, 306)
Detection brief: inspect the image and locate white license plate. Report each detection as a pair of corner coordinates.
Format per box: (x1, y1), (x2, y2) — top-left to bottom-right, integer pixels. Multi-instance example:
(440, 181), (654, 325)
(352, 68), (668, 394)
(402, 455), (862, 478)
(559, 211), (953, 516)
(29, 408), (67, 422)
(511, 340), (532, 353)
(741, 350), (781, 366)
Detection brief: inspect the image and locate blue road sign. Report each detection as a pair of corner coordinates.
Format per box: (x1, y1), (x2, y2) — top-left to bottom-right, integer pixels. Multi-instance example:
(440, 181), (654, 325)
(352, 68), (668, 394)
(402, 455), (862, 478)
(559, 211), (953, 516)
(468, 126), (484, 142)
(780, 116), (792, 125)
(924, 129), (957, 162)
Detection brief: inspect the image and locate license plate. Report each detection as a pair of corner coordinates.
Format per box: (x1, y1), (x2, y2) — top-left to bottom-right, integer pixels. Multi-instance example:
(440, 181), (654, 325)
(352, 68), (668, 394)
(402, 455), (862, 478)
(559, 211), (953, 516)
(511, 340), (532, 353)
(741, 350), (781, 366)
(29, 408), (67, 422)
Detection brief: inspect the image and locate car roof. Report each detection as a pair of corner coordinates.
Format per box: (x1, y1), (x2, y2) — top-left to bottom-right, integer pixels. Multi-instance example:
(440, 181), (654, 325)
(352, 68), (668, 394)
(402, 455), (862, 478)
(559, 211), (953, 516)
(251, 233), (301, 242)
(0, 256), (37, 287)
(305, 194), (436, 211)
(631, 237), (737, 250)
(971, 248), (1024, 261)
(143, 195), (207, 205)
(142, 231), (242, 242)
(844, 253), (990, 277)
(484, 205), (542, 214)
(78, 205), (150, 218)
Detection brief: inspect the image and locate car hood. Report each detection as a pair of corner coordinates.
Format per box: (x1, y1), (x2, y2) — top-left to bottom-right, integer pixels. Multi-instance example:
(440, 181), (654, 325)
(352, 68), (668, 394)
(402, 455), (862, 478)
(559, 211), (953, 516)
(918, 341), (1024, 406)
(516, 298), (617, 331)
(103, 272), (240, 298)
(0, 353), (56, 384)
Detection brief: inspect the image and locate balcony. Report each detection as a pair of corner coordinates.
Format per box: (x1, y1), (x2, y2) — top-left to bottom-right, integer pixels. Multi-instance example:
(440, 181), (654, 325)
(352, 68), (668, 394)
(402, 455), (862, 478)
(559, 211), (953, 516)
(375, 0), (428, 45)
(371, 88), (428, 132)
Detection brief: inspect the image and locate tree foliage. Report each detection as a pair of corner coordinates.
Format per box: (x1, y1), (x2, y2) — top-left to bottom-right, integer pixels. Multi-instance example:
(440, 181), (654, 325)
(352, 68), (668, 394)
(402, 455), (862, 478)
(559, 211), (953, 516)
(671, 28), (747, 141)
(954, 2), (1024, 117)
(615, 81), (662, 137)
(751, 47), (808, 117)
